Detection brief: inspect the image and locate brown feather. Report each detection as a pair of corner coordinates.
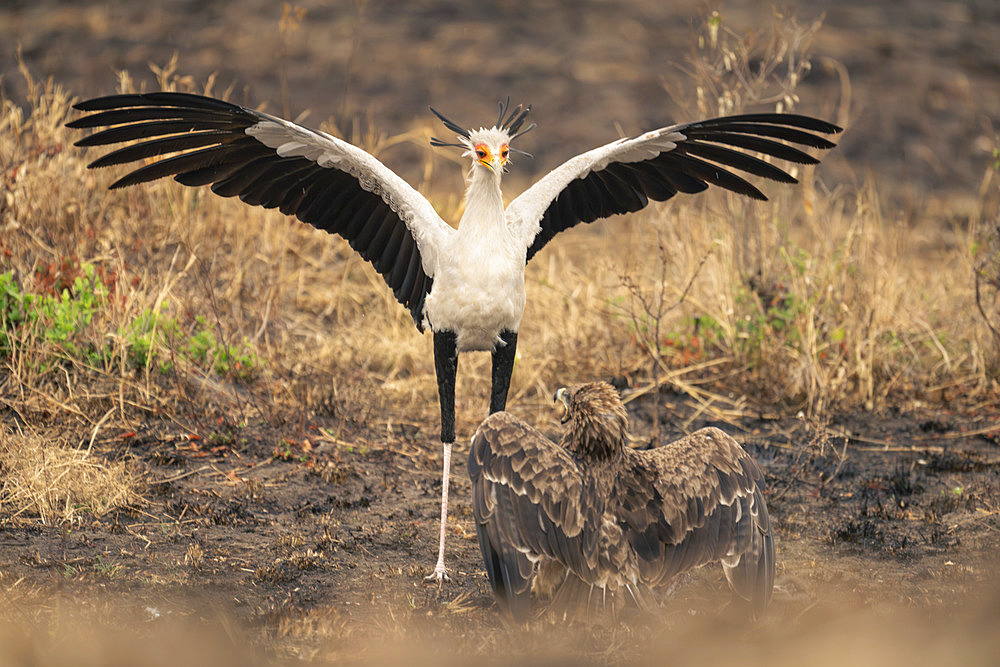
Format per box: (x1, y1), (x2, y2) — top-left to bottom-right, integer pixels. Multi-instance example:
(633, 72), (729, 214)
(467, 381), (775, 621)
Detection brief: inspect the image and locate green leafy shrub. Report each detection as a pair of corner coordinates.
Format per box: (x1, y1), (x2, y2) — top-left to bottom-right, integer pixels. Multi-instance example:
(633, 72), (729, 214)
(0, 263), (262, 379)
(186, 316), (261, 380)
(119, 302), (180, 372)
(0, 264), (106, 364)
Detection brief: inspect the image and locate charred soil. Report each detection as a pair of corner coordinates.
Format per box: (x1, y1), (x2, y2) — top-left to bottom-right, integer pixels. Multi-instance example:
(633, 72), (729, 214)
(2, 388), (997, 661)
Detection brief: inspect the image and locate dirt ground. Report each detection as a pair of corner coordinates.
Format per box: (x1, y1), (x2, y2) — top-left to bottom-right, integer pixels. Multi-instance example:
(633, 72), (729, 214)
(1, 385), (998, 662)
(2, 1), (1000, 663)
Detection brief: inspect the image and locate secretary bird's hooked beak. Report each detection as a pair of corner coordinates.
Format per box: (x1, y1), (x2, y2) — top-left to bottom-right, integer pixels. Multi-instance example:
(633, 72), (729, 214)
(555, 387), (571, 424)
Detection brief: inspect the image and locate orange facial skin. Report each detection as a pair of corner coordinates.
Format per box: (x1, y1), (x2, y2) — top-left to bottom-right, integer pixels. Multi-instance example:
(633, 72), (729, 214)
(474, 143), (510, 170)
(474, 143), (491, 166)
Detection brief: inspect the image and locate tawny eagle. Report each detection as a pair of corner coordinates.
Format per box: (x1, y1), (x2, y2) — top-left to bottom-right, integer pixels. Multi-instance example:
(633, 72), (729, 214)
(68, 93), (836, 580)
(468, 381), (774, 619)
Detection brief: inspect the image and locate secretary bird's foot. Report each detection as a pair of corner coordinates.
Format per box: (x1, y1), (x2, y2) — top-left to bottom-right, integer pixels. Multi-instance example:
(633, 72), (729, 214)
(424, 563), (451, 583)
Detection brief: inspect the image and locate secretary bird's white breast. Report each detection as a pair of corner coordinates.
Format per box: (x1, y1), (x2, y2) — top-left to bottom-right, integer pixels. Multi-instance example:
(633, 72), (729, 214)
(423, 220), (527, 352)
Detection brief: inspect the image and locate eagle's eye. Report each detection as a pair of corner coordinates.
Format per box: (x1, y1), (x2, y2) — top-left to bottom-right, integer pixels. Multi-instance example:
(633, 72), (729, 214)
(500, 145), (510, 159)
(474, 144), (489, 160)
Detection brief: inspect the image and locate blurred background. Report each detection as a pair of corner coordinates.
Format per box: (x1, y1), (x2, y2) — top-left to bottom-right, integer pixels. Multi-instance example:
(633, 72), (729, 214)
(2, 0), (998, 211)
(2, 3), (999, 664)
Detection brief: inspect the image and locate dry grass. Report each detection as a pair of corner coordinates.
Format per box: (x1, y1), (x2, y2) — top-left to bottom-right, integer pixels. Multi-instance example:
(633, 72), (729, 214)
(0, 426), (141, 525)
(1, 10), (999, 661)
(1, 11), (997, 506)
(0, 595), (264, 667)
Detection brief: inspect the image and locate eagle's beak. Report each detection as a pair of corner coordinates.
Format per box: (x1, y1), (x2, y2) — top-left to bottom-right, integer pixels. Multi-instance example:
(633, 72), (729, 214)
(554, 387), (570, 424)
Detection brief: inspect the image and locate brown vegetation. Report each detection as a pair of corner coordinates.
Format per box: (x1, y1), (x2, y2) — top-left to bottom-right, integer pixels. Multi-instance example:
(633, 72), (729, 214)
(1, 7), (998, 665)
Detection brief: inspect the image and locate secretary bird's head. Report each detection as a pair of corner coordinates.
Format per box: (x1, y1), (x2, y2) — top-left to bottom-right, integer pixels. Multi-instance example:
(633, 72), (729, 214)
(429, 97), (535, 174)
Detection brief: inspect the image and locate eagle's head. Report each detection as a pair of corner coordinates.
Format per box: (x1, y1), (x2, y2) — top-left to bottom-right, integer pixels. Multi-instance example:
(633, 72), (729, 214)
(555, 382), (629, 460)
(428, 97), (535, 176)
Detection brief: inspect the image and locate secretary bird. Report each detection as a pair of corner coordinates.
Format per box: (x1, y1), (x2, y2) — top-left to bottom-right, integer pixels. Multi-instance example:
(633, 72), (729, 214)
(67, 92), (839, 581)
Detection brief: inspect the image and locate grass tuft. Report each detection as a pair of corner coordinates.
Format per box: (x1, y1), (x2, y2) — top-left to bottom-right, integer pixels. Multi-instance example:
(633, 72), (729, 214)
(0, 427), (141, 525)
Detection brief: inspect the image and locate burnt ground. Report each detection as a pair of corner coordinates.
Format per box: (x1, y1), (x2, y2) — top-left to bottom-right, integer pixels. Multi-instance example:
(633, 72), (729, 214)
(1, 385), (998, 661)
(2, 0), (1000, 662)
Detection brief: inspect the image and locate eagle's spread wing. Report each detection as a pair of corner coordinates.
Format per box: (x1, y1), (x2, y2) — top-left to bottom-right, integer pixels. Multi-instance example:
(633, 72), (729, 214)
(614, 427), (774, 617)
(68, 92), (454, 328)
(468, 412), (601, 618)
(504, 113), (842, 261)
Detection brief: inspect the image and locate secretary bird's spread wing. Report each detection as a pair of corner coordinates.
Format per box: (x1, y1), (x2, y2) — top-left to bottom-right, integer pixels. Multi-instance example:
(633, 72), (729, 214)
(68, 92), (453, 327)
(505, 113), (842, 261)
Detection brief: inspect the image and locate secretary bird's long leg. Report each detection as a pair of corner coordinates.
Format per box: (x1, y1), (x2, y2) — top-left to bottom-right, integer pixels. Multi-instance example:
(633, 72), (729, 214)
(489, 330), (518, 414)
(427, 330), (458, 582)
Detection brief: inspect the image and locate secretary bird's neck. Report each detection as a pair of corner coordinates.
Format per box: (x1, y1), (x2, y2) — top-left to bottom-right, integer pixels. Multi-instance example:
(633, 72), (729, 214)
(459, 166), (505, 233)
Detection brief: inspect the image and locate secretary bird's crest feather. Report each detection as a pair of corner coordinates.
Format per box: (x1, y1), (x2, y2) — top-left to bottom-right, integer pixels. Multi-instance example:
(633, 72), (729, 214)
(429, 98), (535, 156)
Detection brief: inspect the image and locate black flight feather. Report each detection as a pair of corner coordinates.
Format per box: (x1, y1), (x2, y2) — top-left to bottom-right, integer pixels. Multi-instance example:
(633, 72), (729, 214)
(69, 91), (433, 329)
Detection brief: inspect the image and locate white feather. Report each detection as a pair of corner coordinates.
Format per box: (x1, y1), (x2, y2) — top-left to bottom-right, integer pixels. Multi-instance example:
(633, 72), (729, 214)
(245, 115), (452, 276)
(422, 145), (527, 350)
(504, 127), (686, 247)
